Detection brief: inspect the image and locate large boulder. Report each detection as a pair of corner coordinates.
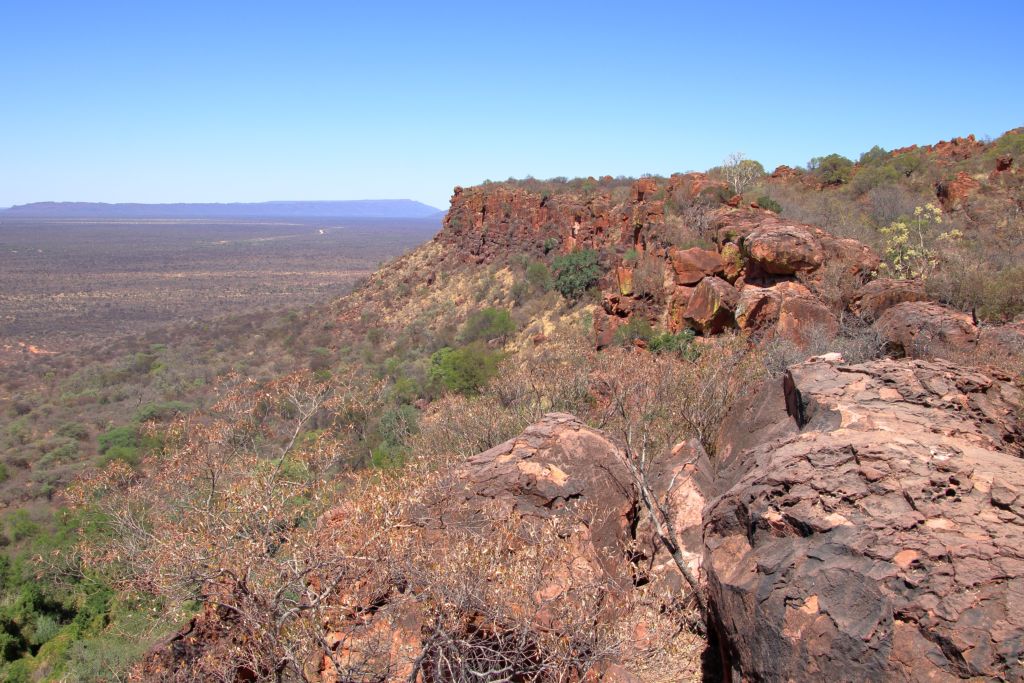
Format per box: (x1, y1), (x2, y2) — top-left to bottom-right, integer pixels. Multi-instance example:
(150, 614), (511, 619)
(734, 281), (815, 334)
(874, 301), (978, 360)
(741, 223), (824, 276)
(851, 278), (929, 321)
(683, 276), (739, 334)
(707, 356), (1024, 681)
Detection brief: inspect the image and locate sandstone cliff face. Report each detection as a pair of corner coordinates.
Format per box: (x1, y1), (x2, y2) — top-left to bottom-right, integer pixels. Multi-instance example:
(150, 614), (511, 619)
(707, 355), (1024, 681)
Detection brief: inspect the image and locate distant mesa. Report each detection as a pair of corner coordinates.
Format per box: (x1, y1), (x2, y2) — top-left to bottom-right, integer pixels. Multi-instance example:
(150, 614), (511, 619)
(0, 199), (445, 220)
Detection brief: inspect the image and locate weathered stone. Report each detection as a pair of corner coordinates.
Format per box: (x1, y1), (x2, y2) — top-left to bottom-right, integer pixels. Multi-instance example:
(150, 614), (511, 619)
(683, 276), (739, 334)
(874, 301), (979, 359)
(708, 356), (1024, 681)
(850, 278), (928, 321)
(668, 247), (724, 286)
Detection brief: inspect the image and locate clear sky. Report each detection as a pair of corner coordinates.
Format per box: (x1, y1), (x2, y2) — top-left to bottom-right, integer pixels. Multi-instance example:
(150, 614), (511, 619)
(1, 0), (1021, 210)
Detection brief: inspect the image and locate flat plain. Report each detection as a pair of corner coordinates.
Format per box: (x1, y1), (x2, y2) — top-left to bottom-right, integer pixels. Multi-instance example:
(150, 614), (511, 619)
(0, 216), (438, 354)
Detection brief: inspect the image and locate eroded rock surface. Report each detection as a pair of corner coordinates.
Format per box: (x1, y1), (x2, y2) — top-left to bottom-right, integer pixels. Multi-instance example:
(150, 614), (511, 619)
(707, 355), (1024, 681)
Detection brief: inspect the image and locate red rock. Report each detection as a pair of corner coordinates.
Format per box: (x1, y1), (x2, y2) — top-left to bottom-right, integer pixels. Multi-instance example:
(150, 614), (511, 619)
(733, 281), (813, 332)
(776, 296), (838, 347)
(707, 357), (1024, 681)
(683, 276), (739, 334)
(873, 301), (978, 359)
(631, 177), (658, 202)
(615, 266), (634, 295)
(719, 242), (744, 281)
(667, 247), (724, 286)
(770, 164), (799, 179)
(667, 286), (696, 333)
(936, 171), (981, 210)
(850, 278), (928, 321)
(742, 222), (824, 275)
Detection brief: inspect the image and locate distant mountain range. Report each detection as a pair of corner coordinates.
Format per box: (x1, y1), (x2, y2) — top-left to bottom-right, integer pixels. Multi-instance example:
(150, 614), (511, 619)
(0, 199), (445, 219)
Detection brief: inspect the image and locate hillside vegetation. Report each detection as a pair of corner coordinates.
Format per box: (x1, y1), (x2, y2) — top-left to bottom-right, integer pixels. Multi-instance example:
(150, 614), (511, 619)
(0, 129), (1021, 681)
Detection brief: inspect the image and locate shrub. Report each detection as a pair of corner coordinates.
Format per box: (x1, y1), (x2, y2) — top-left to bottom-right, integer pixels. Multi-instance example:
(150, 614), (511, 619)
(756, 196), (782, 213)
(525, 261), (553, 293)
(631, 254), (665, 302)
(56, 422), (89, 441)
(370, 441), (408, 470)
(649, 329), (698, 358)
(429, 345), (503, 396)
(134, 401), (193, 423)
(460, 307), (515, 344)
(552, 250), (602, 302)
(97, 426), (137, 454)
(5, 511), (38, 543)
(613, 317), (654, 347)
(97, 446), (140, 468)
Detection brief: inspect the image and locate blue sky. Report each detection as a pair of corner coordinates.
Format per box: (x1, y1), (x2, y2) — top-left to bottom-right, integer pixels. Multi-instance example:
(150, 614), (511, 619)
(1, 0), (1021, 210)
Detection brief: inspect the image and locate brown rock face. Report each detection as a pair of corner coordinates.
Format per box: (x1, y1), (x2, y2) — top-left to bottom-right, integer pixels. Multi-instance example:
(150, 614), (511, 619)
(668, 247), (725, 285)
(707, 356), (1024, 681)
(683, 276), (739, 334)
(874, 301), (979, 359)
(850, 278), (928, 321)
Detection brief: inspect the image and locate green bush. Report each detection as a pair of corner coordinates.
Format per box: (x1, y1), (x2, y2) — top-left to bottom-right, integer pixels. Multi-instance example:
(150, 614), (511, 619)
(97, 426), (137, 454)
(552, 250), (602, 302)
(429, 344), (502, 396)
(134, 401), (192, 423)
(460, 307), (515, 344)
(97, 446), (140, 468)
(56, 422), (89, 441)
(649, 329), (699, 358)
(370, 441), (409, 470)
(756, 196), (782, 213)
(5, 511), (38, 544)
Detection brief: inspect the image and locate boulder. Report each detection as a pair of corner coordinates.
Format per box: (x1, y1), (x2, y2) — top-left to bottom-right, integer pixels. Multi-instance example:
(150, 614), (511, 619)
(707, 356), (1024, 681)
(667, 286), (696, 333)
(874, 301), (978, 360)
(776, 296), (838, 347)
(683, 276), (739, 334)
(850, 278), (928, 321)
(668, 247), (724, 286)
(733, 281), (813, 332)
(742, 223), (824, 275)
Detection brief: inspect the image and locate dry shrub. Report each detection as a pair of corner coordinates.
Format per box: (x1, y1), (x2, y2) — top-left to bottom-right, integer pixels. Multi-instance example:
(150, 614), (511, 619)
(759, 315), (884, 377)
(411, 342), (594, 461)
(632, 253), (668, 303)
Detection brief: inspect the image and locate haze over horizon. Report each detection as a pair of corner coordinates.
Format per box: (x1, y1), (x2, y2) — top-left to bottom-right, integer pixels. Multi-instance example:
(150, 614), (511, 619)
(2, 0), (1022, 209)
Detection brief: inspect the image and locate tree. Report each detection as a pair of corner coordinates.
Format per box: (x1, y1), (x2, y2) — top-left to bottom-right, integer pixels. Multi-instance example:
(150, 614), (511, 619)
(552, 250), (602, 302)
(721, 152), (766, 194)
(808, 153), (854, 185)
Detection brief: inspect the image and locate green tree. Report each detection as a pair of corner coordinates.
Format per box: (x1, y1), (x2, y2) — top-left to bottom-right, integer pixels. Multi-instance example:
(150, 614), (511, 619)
(552, 250), (602, 302)
(808, 153), (854, 185)
(428, 344), (503, 395)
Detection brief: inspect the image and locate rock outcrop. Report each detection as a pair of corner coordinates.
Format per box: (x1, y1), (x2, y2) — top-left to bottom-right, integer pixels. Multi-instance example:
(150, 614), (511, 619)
(706, 355), (1024, 681)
